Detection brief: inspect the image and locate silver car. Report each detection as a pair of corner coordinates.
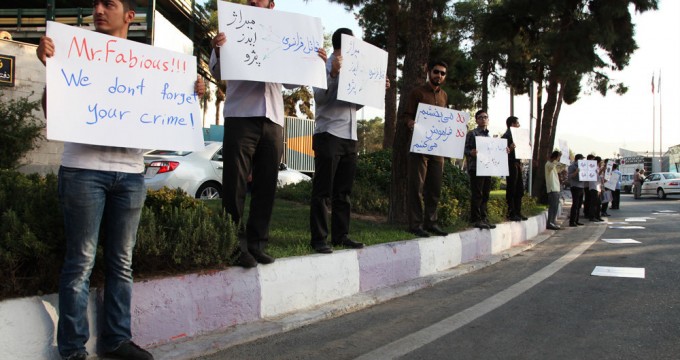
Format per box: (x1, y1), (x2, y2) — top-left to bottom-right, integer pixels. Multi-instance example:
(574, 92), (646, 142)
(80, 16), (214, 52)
(640, 172), (680, 199)
(144, 141), (311, 199)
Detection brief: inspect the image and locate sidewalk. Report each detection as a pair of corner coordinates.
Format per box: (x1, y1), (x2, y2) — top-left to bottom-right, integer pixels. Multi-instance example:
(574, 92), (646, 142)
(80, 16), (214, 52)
(0, 209), (556, 360)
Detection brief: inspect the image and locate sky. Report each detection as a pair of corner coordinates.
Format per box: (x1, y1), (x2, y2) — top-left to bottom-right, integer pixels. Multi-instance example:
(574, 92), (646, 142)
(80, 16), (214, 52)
(206, 0), (680, 157)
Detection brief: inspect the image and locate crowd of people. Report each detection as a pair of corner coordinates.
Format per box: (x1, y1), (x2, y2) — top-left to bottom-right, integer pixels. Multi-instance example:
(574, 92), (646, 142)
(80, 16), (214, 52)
(34, 1), (634, 359)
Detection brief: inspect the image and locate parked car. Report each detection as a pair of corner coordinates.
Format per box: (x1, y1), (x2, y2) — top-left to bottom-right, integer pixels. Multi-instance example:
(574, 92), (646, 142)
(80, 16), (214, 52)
(640, 172), (680, 199)
(144, 141), (311, 199)
(620, 174), (634, 193)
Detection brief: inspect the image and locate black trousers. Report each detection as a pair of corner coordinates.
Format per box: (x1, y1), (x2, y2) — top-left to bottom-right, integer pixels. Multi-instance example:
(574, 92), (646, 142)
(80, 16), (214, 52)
(309, 133), (357, 245)
(469, 169), (491, 223)
(408, 153), (444, 230)
(222, 117), (283, 250)
(569, 186), (584, 224)
(588, 189), (601, 219)
(611, 189), (621, 208)
(506, 161), (524, 217)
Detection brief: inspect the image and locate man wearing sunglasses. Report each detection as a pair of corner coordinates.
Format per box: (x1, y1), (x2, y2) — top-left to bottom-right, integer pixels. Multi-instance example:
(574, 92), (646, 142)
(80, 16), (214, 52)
(402, 60), (449, 238)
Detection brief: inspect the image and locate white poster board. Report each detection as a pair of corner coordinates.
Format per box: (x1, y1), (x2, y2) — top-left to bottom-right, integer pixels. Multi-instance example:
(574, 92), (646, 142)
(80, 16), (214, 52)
(578, 160), (598, 182)
(558, 139), (570, 165)
(409, 104), (468, 159)
(604, 160), (614, 180)
(510, 128), (531, 159)
(336, 34), (388, 108)
(476, 137), (509, 176)
(45, 21), (204, 151)
(217, 1), (326, 88)
(604, 172), (619, 190)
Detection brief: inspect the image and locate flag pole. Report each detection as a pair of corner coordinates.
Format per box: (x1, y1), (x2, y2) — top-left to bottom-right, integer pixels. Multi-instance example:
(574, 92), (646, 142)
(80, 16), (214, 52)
(659, 70), (662, 164)
(652, 73), (655, 166)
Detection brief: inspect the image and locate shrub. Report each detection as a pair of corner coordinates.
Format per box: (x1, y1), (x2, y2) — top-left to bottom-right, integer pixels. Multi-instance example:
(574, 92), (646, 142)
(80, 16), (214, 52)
(0, 95), (45, 169)
(0, 174), (237, 300)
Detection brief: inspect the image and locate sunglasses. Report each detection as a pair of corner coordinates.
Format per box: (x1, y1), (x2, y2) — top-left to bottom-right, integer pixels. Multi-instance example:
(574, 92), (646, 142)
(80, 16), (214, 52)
(432, 69), (446, 76)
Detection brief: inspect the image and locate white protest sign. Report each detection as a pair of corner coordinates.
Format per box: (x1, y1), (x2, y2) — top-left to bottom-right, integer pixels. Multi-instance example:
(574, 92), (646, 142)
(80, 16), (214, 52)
(476, 136), (509, 176)
(601, 239), (641, 244)
(591, 266), (645, 279)
(45, 21), (204, 151)
(217, 1), (326, 88)
(558, 139), (570, 165)
(337, 34), (388, 108)
(510, 127), (531, 159)
(409, 104), (468, 159)
(578, 160), (598, 182)
(604, 160), (614, 180)
(604, 172), (619, 190)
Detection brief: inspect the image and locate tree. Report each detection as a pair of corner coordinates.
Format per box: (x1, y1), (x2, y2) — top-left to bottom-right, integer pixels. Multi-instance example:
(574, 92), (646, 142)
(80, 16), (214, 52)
(358, 117), (384, 154)
(0, 96), (44, 169)
(483, 0), (658, 201)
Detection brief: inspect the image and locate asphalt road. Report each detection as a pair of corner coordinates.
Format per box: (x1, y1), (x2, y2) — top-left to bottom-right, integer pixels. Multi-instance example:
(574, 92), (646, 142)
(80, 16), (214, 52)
(197, 193), (680, 360)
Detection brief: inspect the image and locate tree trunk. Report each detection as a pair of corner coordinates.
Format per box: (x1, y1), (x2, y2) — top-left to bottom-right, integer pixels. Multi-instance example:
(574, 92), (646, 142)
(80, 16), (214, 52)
(480, 60), (490, 110)
(531, 74), (560, 203)
(382, 0), (399, 149)
(388, 0), (434, 225)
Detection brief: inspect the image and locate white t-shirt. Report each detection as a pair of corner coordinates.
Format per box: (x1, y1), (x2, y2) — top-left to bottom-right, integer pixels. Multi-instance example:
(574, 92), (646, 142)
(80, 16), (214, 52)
(61, 142), (144, 173)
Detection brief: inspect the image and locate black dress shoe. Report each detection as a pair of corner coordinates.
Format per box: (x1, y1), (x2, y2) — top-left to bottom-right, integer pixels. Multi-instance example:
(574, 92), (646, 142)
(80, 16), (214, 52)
(249, 248), (275, 264)
(601, 213), (611, 217)
(509, 215), (522, 222)
(425, 225), (448, 236)
(569, 223), (577, 227)
(547, 224), (562, 230)
(474, 221), (490, 230)
(235, 250), (258, 268)
(311, 242), (333, 254)
(520, 215), (529, 220)
(104, 341), (154, 360)
(332, 238), (364, 249)
(409, 228), (430, 238)
(483, 220), (497, 229)
(576, 222), (585, 226)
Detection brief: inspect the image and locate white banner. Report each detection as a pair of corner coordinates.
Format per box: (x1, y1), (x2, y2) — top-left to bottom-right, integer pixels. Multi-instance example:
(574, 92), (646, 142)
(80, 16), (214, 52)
(604, 171), (619, 190)
(337, 34), (388, 108)
(510, 127), (531, 159)
(604, 160), (614, 181)
(409, 104), (468, 159)
(558, 139), (570, 165)
(578, 160), (598, 181)
(45, 21), (204, 151)
(475, 136), (509, 177)
(217, 1), (326, 88)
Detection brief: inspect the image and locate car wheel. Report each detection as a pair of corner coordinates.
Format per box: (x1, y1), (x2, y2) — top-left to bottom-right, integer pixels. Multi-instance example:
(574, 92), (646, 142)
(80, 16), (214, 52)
(657, 188), (666, 199)
(196, 182), (222, 199)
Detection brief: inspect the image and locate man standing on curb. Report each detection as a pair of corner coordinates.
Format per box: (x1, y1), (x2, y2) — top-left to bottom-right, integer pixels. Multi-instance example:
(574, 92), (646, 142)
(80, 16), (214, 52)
(402, 60), (450, 238)
(545, 150), (565, 230)
(568, 154), (585, 227)
(610, 163), (622, 209)
(501, 116), (527, 222)
(209, 0), (327, 267)
(37, 1), (204, 359)
(309, 28), (389, 253)
(465, 110), (497, 230)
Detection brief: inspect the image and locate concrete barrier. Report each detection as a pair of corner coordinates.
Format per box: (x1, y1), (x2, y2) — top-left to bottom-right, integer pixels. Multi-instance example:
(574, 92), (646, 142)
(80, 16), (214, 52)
(0, 212), (548, 359)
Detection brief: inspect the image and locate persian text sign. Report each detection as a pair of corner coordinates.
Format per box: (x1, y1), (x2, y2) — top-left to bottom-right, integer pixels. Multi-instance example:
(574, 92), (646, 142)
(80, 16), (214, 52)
(410, 103), (468, 159)
(217, 1), (326, 88)
(45, 21), (204, 151)
(578, 160), (598, 181)
(337, 34), (388, 108)
(510, 127), (531, 159)
(476, 136), (509, 177)
(558, 139), (570, 165)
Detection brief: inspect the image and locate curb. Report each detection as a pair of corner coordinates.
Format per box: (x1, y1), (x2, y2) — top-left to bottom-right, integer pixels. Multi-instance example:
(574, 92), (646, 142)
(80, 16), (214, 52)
(0, 210), (554, 360)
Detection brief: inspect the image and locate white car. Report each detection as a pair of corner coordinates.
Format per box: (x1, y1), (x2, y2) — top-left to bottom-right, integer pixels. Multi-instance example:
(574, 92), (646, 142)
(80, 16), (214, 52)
(144, 141), (311, 199)
(640, 172), (680, 199)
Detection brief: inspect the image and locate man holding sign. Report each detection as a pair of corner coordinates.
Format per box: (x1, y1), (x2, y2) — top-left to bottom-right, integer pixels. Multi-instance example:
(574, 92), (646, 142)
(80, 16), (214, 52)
(36, 1), (206, 359)
(501, 116), (527, 222)
(308, 28), (389, 253)
(209, 0), (327, 267)
(403, 60), (450, 238)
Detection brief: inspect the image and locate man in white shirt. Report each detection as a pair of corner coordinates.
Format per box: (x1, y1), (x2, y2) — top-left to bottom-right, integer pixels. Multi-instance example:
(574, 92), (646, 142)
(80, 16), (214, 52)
(209, 0), (327, 267)
(545, 150), (565, 230)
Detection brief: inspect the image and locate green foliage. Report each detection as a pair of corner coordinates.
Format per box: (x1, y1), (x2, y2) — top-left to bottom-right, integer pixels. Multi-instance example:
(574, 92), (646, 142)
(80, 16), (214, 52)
(0, 95), (45, 169)
(358, 117), (384, 155)
(0, 174), (237, 300)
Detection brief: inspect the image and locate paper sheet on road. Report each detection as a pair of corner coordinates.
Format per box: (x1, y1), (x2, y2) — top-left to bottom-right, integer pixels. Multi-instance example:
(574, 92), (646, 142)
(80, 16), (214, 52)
(608, 226), (646, 229)
(601, 239), (641, 244)
(591, 266), (645, 279)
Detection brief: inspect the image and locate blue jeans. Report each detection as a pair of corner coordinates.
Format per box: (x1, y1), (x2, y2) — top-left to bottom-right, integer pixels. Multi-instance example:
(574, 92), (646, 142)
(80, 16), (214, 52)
(57, 167), (146, 357)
